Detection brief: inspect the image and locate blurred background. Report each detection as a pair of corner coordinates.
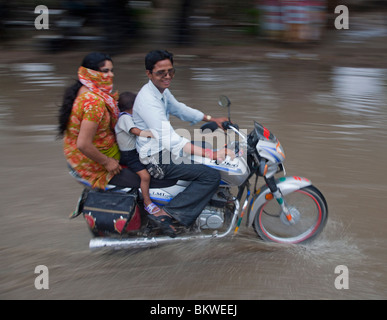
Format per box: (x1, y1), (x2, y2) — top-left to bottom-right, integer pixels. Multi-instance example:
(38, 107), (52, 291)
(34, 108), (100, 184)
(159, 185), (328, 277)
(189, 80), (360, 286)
(1, 0), (387, 300)
(0, 0), (386, 53)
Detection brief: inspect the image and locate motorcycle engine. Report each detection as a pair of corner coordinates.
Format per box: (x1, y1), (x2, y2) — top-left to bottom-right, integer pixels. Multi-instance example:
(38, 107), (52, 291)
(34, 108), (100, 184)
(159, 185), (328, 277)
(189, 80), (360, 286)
(198, 206), (225, 229)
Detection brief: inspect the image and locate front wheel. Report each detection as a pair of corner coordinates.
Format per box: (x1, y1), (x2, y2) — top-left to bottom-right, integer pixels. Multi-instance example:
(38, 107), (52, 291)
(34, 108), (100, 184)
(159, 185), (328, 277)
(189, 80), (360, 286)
(253, 185), (328, 244)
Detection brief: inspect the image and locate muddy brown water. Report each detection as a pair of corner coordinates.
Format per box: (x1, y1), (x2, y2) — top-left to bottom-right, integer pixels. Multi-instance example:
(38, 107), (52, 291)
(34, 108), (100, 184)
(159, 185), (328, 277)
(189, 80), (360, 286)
(0, 46), (386, 300)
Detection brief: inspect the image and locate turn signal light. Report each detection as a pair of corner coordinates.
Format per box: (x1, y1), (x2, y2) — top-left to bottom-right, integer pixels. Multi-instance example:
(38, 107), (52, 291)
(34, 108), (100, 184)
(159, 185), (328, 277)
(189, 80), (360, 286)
(265, 193), (273, 201)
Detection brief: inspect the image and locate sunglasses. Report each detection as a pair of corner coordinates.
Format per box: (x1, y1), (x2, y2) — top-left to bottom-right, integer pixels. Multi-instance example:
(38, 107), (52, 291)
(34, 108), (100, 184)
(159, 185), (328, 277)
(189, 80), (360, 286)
(151, 68), (176, 78)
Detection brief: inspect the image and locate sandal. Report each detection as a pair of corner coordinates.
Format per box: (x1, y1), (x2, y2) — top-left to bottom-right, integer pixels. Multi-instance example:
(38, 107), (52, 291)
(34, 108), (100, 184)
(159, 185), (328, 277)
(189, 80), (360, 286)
(144, 202), (161, 215)
(147, 214), (177, 238)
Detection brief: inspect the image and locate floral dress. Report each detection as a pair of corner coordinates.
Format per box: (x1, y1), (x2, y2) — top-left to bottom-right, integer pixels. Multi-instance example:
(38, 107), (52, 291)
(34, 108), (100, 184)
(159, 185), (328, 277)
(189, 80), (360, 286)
(64, 91), (119, 189)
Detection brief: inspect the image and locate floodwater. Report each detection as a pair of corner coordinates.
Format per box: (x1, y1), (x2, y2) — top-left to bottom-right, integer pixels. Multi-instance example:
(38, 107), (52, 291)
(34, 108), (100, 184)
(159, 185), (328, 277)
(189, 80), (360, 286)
(1, 43), (386, 300)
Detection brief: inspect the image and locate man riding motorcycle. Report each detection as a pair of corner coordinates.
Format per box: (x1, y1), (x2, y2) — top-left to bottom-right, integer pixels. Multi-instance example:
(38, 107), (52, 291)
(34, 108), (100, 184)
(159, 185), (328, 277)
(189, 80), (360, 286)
(133, 50), (233, 237)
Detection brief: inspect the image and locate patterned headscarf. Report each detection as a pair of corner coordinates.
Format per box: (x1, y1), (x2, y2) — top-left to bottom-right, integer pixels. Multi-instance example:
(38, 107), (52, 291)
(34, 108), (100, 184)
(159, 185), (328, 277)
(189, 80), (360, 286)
(78, 66), (119, 127)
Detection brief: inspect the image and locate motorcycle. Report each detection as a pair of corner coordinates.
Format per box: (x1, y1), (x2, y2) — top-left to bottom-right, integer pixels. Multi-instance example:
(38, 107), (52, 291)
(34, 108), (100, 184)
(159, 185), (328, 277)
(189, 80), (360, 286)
(69, 96), (328, 250)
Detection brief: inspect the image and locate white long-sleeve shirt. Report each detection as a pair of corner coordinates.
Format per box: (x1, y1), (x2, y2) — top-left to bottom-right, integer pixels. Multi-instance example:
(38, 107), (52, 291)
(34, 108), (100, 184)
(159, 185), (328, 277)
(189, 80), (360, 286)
(133, 80), (204, 159)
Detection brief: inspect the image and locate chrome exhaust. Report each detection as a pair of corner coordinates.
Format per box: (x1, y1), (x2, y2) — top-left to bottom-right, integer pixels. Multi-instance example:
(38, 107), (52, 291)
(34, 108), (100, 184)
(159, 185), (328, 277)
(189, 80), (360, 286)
(89, 200), (240, 250)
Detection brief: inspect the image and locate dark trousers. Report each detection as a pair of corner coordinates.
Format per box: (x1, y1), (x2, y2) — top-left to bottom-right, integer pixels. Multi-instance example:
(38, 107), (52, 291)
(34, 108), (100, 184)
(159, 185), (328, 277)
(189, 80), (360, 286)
(159, 162), (221, 226)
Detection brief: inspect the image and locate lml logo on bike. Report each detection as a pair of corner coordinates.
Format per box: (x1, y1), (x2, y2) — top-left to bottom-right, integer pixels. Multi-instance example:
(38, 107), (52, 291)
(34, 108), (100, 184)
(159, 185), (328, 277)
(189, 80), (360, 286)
(33, 5), (350, 31)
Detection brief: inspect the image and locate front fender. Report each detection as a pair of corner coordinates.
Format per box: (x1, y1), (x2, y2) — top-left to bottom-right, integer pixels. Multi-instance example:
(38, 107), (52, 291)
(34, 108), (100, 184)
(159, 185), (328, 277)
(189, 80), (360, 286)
(248, 176), (312, 226)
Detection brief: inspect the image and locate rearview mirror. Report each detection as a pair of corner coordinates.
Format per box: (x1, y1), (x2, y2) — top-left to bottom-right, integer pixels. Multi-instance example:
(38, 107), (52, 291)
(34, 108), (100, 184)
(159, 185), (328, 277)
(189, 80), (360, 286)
(218, 95), (231, 108)
(218, 95), (231, 121)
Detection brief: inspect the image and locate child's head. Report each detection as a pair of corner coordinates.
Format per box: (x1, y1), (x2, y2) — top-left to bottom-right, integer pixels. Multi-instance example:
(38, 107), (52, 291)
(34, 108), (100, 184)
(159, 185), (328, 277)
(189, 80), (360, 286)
(118, 92), (136, 112)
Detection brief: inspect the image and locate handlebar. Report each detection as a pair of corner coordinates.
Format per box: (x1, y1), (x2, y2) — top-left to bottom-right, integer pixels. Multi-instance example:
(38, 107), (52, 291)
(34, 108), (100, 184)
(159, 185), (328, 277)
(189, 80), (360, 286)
(200, 120), (247, 146)
(221, 121), (239, 131)
(200, 121), (247, 158)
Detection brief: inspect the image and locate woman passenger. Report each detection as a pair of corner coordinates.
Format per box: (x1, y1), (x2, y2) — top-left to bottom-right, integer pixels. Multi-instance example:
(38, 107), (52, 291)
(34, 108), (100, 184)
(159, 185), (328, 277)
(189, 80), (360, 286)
(58, 52), (176, 236)
(58, 52), (121, 189)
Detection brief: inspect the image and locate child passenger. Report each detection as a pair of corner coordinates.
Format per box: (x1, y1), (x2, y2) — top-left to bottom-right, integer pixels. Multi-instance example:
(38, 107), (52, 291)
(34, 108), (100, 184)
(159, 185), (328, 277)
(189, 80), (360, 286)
(115, 92), (160, 215)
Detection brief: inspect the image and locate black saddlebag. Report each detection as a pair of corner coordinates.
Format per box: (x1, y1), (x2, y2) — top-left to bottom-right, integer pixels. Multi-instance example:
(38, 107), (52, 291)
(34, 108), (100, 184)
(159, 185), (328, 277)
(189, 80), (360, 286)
(81, 189), (140, 237)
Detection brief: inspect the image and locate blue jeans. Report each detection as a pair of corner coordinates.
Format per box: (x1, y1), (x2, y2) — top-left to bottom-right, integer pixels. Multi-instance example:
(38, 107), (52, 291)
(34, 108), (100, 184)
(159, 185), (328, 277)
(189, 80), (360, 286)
(156, 162), (221, 227)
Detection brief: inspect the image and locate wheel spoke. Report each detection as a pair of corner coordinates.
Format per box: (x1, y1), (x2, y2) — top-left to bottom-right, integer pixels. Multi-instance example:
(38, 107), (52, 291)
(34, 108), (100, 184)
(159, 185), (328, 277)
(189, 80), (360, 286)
(254, 186), (328, 244)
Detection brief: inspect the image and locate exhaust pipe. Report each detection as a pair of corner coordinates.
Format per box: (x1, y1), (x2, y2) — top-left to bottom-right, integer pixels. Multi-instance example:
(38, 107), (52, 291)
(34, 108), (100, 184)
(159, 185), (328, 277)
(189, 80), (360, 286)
(89, 236), (169, 250)
(89, 200), (240, 250)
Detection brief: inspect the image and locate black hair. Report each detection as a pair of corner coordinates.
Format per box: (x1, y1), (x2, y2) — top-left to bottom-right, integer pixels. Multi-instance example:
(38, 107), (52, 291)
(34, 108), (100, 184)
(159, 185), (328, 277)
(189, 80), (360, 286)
(57, 52), (112, 137)
(118, 92), (137, 112)
(81, 52), (112, 70)
(145, 50), (173, 71)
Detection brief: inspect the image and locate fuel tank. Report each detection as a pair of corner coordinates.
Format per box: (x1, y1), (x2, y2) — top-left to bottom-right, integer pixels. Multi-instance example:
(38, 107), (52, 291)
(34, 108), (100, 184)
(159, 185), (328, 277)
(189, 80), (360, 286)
(191, 155), (250, 186)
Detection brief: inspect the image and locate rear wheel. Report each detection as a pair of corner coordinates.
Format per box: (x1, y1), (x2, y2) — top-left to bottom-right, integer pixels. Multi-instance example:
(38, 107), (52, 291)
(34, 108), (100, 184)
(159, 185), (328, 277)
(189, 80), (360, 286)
(253, 185), (328, 244)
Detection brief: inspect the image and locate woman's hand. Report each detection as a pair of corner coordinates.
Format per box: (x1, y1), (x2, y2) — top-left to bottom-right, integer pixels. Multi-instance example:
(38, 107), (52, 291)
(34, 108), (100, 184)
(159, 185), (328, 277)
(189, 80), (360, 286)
(102, 157), (122, 175)
(77, 120), (121, 175)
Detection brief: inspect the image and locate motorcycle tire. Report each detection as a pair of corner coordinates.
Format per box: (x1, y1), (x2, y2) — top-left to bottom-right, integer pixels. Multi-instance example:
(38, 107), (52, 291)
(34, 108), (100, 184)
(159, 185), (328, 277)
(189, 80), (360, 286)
(253, 185), (328, 244)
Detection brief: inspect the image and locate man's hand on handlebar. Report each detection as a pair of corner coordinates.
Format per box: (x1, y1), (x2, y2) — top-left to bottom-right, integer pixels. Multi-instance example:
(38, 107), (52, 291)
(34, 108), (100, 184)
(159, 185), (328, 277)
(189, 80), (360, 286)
(213, 147), (236, 162)
(212, 117), (229, 129)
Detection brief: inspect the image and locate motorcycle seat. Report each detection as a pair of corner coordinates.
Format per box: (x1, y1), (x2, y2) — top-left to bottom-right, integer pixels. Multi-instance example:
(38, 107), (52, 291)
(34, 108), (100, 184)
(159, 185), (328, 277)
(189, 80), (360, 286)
(68, 164), (178, 190)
